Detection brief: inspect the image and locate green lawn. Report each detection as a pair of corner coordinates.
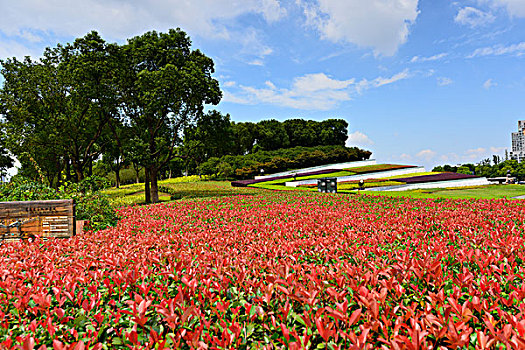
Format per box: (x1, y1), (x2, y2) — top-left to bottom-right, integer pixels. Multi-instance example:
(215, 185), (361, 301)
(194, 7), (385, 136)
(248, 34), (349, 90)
(104, 179), (525, 207)
(104, 180), (264, 206)
(364, 184), (525, 200)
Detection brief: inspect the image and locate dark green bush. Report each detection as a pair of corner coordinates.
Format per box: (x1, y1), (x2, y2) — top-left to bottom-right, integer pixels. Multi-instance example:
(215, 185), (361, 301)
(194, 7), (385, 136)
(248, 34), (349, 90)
(0, 177), (118, 232)
(199, 145), (372, 179)
(0, 178), (61, 201)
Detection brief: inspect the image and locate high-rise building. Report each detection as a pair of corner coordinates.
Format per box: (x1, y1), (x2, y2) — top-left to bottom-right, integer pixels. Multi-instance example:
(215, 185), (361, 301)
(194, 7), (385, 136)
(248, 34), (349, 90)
(510, 120), (525, 162)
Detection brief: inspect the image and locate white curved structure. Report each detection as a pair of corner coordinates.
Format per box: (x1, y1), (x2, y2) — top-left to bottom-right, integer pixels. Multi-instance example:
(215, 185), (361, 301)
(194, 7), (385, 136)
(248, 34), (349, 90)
(286, 166), (426, 187)
(255, 159), (377, 179)
(365, 177), (491, 191)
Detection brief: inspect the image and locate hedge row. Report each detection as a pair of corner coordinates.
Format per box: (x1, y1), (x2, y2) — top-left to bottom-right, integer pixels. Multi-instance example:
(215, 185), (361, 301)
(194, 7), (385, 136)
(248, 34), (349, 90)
(201, 145), (371, 179)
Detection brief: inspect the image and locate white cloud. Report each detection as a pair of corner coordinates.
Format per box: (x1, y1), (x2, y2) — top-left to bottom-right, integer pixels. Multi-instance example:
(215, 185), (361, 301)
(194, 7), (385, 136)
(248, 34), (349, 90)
(492, 0), (525, 18)
(410, 53), (448, 63)
(437, 77), (453, 86)
(490, 146), (506, 153)
(483, 78), (497, 89)
(346, 131), (374, 147)
(355, 69), (410, 93)
(465, 147), (487, 159)
(227, 73), (354, 110)
(0, 38), (41, 59)
(0, 0), (286, 42)
(237, 27), (274, 66)
(399, 153), (412, 161)
(468, 42), (525, 57)
(455, 7), (495, 27)
(223, 70), (411, 110)
(223, 81), (236, 87)
(299, 0), (420, 56)
(416, 149), (437, 161)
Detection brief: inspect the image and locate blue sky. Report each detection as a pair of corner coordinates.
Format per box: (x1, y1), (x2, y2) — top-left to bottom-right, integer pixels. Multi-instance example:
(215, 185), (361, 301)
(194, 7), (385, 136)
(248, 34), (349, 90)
(1, 0), (525, 170)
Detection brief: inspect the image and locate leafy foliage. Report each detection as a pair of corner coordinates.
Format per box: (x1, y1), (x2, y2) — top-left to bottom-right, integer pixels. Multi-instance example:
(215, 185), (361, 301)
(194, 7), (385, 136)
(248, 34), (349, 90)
(434, 159), (525, 179)
(1, 192), (525, 347)
(0, 177), (117, 231)
(200, 145), (371, 179)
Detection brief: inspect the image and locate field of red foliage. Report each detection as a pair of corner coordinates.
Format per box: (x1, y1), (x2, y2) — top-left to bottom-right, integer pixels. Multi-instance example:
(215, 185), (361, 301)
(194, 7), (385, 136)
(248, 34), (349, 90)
(1, 192), (525, 349)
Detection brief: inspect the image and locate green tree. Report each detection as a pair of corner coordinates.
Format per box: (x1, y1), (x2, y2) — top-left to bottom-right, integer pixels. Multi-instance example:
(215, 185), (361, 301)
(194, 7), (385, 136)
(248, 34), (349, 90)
(319, 119), (348, 146)
(256, 119), (290, 151)
(182, 110), (234, 173)
(0, 140), (13, 179)
(0, 32), (121, 186)
(121, 29), (221, 203)
(231, 122), (257, 155)
(283, 119), (316, 147)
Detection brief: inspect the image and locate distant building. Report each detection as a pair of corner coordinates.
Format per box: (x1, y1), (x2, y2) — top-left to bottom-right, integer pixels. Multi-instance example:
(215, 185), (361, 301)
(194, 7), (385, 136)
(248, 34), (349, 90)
(510, 120), (525, 162)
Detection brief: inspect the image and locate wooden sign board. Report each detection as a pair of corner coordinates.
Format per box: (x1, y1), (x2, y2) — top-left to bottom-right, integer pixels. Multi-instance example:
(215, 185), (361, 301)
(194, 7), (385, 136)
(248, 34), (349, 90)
(0, 199), (75, 240)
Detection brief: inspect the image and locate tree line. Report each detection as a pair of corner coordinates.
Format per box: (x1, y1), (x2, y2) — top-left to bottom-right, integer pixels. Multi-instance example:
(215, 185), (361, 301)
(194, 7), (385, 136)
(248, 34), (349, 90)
(0, 29), (362, 202)
(433, 155), (525, 180)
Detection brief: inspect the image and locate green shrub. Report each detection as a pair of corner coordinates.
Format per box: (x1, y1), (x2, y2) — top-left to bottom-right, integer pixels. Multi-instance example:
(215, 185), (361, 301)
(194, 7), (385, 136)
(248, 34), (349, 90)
(71, 191), (119, 231)
(0, 178), (61, 201)
(199, 145), (372, 179)
(0, 177), (118, 232)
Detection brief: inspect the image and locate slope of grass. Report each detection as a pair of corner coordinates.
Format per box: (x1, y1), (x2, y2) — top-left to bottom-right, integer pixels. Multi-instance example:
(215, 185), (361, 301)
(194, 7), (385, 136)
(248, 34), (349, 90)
(104, 180), (265, 206)
(366, 185), (525, 200)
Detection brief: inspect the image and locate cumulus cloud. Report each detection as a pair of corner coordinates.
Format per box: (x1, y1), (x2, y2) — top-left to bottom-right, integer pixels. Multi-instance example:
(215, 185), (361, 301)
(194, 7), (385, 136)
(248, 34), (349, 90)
(236, 27), (274, 66)
(455, 7), (495, 27)
(299, 0), (419, 56)
(355, 69), (410, 93)
(492, 0), (525, 18)
(223, 70), (411, 110)
(465, 147), (487, 159)
(483, 78), (497, 89)
(410, 53), (448, 63)
(437, 77), (453, 86)
(0, 38), (42, 59)
(468, 42), (525, 57)
(346, 131), (374, 147)
(0, 0), (286, 42)
(399, 153), (413, 161)
(416, 149), (437, 161)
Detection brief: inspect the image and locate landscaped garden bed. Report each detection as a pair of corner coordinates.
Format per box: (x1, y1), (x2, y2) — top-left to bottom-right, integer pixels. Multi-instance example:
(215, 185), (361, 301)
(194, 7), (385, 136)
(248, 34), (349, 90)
(1, 191), (524, 348)
(393, 172), (480, 184)
(344, 164), (416, 174)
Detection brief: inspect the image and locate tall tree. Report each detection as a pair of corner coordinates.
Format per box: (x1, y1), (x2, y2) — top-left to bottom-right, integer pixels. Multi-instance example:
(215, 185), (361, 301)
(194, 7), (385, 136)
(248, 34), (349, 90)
(231, 122), (257, 155)
(319, 119), (348, 146)
(256, 119), (290, 151)
(0, 136), (13, 179)
(0, 32), (121, 185)
(121, 29), (221, 203)
(283, 119), (316, 147)
(182, 110), (234, 173)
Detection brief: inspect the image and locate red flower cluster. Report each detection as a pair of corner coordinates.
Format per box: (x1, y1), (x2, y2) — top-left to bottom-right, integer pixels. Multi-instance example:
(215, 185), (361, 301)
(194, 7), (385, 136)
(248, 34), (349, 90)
(1, 193), (524, 349)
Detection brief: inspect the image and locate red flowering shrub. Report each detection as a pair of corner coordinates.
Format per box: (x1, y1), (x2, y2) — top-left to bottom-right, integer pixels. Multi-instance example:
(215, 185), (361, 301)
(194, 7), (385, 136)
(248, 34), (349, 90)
(1, 192), (524, 348)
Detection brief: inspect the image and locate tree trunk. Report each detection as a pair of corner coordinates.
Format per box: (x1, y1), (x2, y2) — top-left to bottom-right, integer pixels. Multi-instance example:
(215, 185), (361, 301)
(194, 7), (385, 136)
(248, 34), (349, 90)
(150, 167), (159, 203)
(115, 168), (121, 188)
(115, 159), (121, 188)
(73, 161), (84, 182)
(145, 168), (151, 204)
(66, 159), (71, 182)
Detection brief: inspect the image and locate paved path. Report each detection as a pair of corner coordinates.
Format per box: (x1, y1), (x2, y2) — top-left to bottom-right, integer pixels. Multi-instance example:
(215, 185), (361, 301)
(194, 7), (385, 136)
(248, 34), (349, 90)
(512, 195), (525, 199)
